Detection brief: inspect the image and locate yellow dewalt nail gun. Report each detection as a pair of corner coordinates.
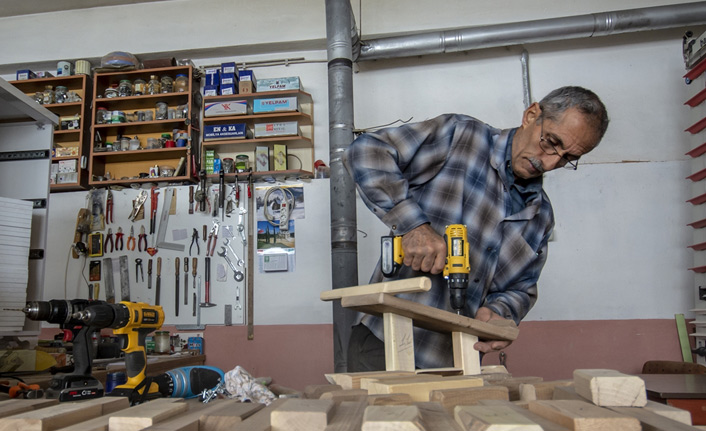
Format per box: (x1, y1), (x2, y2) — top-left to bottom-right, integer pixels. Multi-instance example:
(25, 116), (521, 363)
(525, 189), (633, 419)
(73, 301), (165, 404)
(381, 224), (470, 314)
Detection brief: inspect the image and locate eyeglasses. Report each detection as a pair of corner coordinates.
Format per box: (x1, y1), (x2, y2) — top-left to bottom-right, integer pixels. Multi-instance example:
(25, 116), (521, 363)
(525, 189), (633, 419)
(538, 119), (579, 171)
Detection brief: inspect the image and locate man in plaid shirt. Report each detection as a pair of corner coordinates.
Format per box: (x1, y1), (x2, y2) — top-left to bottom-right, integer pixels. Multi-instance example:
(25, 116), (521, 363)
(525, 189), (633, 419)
(344, 86), (609, 370)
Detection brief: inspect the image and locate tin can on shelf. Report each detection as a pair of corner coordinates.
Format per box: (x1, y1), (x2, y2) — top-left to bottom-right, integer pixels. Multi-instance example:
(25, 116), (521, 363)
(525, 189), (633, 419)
(111, 111), (126, 124)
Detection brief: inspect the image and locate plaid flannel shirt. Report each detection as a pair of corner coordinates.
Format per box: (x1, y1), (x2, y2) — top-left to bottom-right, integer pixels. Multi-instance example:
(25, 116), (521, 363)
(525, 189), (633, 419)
(343, 113), (554, 369)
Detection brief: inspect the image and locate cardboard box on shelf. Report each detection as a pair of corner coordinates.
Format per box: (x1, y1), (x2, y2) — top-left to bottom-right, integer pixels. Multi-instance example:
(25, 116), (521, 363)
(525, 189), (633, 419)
(256, 76), (301, 91)
(273, 144), (287, 171)
(256, 146), (270, 172)
(254, 121), (299, 138)
(204, 100), (248, 117)
(204, 123), (251, 141)
(253, 97), (298, 113)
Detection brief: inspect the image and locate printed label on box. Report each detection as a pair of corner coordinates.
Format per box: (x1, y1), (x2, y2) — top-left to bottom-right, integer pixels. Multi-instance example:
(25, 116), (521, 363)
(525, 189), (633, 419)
(204, 100), (248, 117)
(204, 123), (250, 140)
(253, 97), (298, 113)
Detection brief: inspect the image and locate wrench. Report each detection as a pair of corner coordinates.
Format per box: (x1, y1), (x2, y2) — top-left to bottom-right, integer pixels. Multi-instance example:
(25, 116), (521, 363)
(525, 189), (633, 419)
(217, 248), (244, 281)
(237, 207), (247, 246)
(221, 240), (244, 267)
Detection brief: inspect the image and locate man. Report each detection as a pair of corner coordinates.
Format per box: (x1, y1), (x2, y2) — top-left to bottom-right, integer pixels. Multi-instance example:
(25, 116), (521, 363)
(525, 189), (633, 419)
(343, 86), (609, 371)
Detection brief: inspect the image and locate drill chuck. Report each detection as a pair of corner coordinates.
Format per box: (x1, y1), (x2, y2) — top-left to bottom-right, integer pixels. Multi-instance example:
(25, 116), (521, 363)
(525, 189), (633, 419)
(24, 300), (87, 325)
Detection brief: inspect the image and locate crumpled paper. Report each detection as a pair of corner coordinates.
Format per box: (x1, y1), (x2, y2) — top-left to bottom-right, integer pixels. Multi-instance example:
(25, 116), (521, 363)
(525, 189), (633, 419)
(224, 365), (277, 405)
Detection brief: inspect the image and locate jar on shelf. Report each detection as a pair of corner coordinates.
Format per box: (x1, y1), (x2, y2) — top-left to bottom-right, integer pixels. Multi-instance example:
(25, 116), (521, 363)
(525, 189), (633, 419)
(155, 102), (168, 120)
(174, 74), (188, 93)
(160, 75), (174, 93)
(96, 107), (108, 124)
(117, 79), (133, 97)
(147, 75), (161, 95)
(34, 92), (43, 105)
(104, 86), (119, 98)
(54, 86), (68, 104)
(133, 78), (146, 95)
(236, 154), (249, 171)
(42, 85), (54, 104)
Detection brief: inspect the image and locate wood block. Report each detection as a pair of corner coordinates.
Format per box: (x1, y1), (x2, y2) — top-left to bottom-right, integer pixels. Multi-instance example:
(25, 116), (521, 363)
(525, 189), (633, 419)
(320, 277), (431, 301)
(362, 405), (424, 430)
(320, 389), (369, 402)
(492, 376), (543, 401)
(109, 399), (188, 431)
(452, 331), (480, 375)
(553, 385), (584, 401)
(573, 369), (646, 407)
(56, 398), (157, 431)
(361, 374), (438, 390)
(528, 400), (641, 431)
(416, 402), (463, 431)
(478, 400), (572, 431)
(0, 397), (122, 431)
(325, 400), (367, 431)
(326, 371), (416, 390)
(367, 394), (416, 406)
(304, 384), (343, 399)
(454, 405), (543, 430)
(642, 400), (692, 425)
(342, 293), (518, 341)
(384, 312), (415, 371)
(520, 381), (573, 402)
(429, 385), (509, 413)
(608, 405), (698, 431)
(231, 399), (287, 431)
(0, 399), (59, 419)
(417, 367), (464, 377)
(270, 398), (335, 431)
(141, 398), (249, 431)
(366, 375), (484, 402)
(198, 399), (265, 430)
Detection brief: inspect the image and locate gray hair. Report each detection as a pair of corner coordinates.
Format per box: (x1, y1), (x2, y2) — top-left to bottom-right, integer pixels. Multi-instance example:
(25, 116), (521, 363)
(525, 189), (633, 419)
(539, 86), (609, 142)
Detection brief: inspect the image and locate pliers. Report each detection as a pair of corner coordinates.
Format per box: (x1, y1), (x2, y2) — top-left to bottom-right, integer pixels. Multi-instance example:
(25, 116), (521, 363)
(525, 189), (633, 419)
(104, 228), (114, 254)
(106, 189), (114, 224)
(115, 227), (124, 251)
(190, 228), (200, 256)
(138, 225), (147, 252)
(127, 226), (136, 251)
(206, 220), (220, 257)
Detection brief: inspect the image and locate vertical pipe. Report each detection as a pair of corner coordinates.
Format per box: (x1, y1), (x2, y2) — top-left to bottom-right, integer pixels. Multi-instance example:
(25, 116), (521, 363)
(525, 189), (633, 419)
(326, 0), (359, 372)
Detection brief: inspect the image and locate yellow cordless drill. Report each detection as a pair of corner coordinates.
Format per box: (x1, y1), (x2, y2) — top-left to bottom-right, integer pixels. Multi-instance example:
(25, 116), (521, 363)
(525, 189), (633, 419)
(73, 301), (164, 403)
(381, 224), (470, 314)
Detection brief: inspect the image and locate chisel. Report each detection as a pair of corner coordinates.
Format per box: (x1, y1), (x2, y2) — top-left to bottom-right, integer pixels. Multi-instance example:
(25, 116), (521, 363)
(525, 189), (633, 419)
(148, 259), (153, 289)
(175, 257), (180, 317)
(155, 257), (162, 305)
(184, 256), (189, 305)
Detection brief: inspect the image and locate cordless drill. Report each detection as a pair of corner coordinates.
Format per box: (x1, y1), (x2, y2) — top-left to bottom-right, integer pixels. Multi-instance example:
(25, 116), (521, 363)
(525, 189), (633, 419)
(381, 224), (471, 314)
(73, 301), (164, 403)
(20, 299), (105, 401)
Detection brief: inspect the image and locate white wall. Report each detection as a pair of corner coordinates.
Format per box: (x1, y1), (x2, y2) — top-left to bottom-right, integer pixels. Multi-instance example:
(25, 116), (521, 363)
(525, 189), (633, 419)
(1, 0), (701, 324)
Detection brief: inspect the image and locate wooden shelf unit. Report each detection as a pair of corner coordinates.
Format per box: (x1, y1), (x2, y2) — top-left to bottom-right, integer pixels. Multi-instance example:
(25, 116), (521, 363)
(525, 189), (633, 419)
(10, 74), (92, 191)
(89, 65), (196, 187)
(201, 89), (314, 180)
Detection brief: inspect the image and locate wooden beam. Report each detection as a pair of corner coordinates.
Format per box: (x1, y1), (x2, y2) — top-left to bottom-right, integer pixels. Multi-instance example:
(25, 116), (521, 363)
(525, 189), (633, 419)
(108, 399), (188, 431)
(325, 400), (367, 431)
(384, 312), (415, 371)
(528, 400), (641, 431)
(573, 369), (646, 407)
(454, 405), (543, 430)
(429, 386), (509, 413)
(304, 384), (343, 399)
(608, 405), (698, 431)
(341, 293), (518, 341)
(320, 277), (431, 301)
(416, 402), (464, 431)
(326, 371), (416, 390)
(478, 400), (571, 431)
(451, 331), (480, 375)
(231, 399), (287, 431)
(320, 389), (369, 402)
(57, 399), (171, 431)
(0, 397), (126, 431)
(198, 400), (265, 430)
(0, 399), (59, 419)
(270, 399), (335, 431)
(365, 375), (484, 402)
(361, 405), (424, 431)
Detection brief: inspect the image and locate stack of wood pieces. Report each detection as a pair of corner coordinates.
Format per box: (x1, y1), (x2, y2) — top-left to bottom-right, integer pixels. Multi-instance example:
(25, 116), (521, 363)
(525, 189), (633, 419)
(0, 368), (699, 430)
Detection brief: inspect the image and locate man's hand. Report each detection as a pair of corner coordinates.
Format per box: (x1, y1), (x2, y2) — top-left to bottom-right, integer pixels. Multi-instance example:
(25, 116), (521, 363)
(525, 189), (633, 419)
(473, 307), (513, 353)
(400, 224), (446, 274)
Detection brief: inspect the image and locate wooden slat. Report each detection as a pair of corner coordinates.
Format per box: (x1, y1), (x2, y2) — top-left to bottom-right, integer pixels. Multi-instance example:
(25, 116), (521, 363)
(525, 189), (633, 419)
(0, 399), (59, 419)
(451, 331), (480, 375)
(141, 398), (243, 431)
(320, 389), (369, 402)
(57, 398), (164, 431)
(608, 405), (697, 431)
(573, 369), (646, 407)
(528, 400), (641, 431)
(492, 376), (543, 401)
(109, 399), (188, 431)
(0, 397), (127, 431)
(197, 400), (265, 430)
(341, 293), (519, 341)
(325, 400), (367, 431)
(429, 386), (509, 413)
(270, 398), (335, 431)
(519, 380), (574, 402)
(231, 398), (287, 431)
(416, 402), (463, 431)
(384, 312), (415, 372)
(454, 405), (543, 430)
(367, 394), (416, 406)
(365, 375), (484, 402)
(642, 400), (692, 425)
(478, 400), (571, 431)
(326, 371), (416, 390)
(320, 277), (431, 301)
(304, 384), (344, 399)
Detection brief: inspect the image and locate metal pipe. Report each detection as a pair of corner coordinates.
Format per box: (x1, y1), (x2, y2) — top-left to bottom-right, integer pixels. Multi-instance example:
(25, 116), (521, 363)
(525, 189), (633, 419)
(358, 2), (706, 61)
(326, 0), (359, 372)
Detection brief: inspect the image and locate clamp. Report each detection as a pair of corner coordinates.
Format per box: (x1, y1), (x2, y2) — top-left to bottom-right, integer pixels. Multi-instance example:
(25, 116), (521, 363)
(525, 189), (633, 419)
(106, 189), (114, 225)
(104, 228), (114, 254)
(138, 225), (147, 252)
(0, 381), (43, 399)
(127, 226), (136, 251)
(190, 228), (200, 256)
(115, 227), (124, 251)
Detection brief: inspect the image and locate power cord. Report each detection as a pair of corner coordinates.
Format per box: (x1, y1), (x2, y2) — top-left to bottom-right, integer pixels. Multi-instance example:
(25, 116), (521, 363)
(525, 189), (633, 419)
(263, 187), (295, 231)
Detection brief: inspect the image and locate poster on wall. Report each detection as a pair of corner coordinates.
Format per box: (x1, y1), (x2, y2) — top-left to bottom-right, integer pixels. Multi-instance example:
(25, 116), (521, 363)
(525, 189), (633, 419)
(254, 184), (303, 273)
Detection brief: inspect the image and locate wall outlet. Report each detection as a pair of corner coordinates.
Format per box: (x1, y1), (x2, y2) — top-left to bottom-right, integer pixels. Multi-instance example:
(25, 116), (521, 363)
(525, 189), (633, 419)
(175, 332), (203, 348)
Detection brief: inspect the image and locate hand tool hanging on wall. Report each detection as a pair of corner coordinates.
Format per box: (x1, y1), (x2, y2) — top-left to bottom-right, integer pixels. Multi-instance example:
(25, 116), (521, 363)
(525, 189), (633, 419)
(192, 257), (197, 293)
(129, 190), (148, 222)
(219, 171), (225, 221)
(135, 258), (143, 283)
(247, 174), (254, 340)
(156, 188), (185, 252)
(196, 170), (207, 213)
(119, 255), (130, 301)
(175, 257), (180, 317)
(147, 187), (159, 256)
(200, 257), (215, 308)
(72, 208), (90, 259)
(190, 228), (200, 256)
(148, 259), (153, 289)
(103, 257), (115, 303)
(104, 228), (114, 254)
(127, 226), (136, 251)
(184, 257), (189, 306)
(115, 227), (124, 251)
(189, 185), (194, 215)
(138, 225), (147, 252)
(155, 257), (162, 305)
(217, 248), (244, 282)
(206, 220), (220, 257)
(106, 189), (114, 225)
